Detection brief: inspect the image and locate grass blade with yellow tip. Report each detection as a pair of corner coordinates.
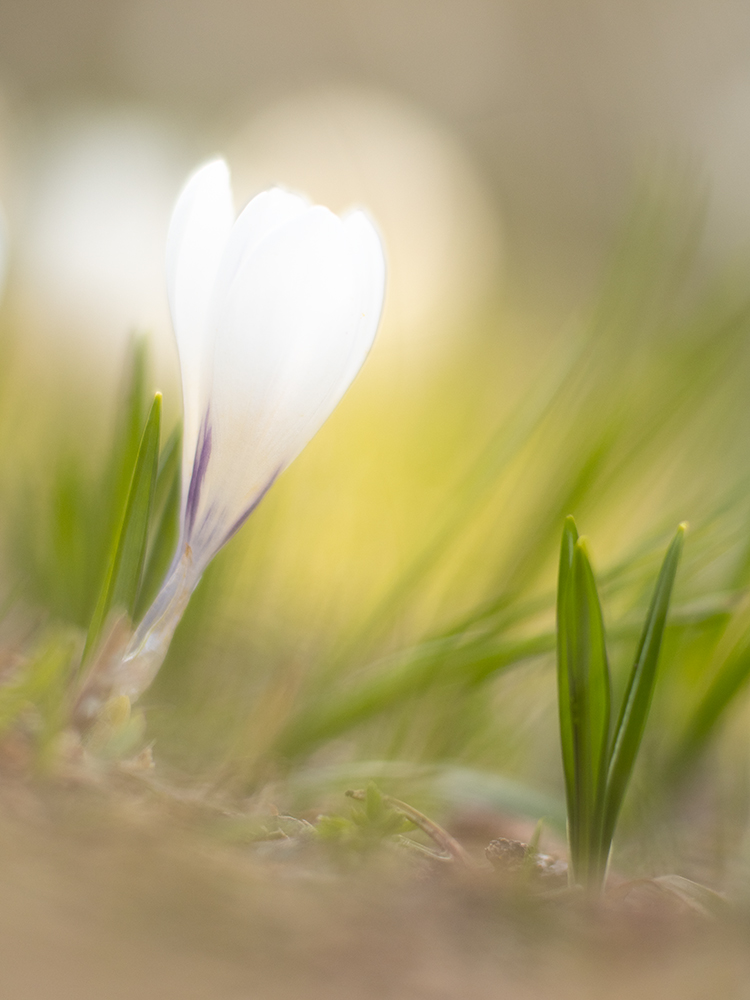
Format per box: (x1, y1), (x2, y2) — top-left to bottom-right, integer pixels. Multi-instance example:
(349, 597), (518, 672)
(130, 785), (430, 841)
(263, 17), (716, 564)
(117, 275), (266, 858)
(82, 392), (162, 664)
(602, 523), (686, 853)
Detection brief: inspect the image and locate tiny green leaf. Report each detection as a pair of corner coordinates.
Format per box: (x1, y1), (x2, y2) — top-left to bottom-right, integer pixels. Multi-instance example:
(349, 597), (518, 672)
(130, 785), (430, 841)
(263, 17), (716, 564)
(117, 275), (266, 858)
(83, 393), (162, 663)
(566, 538), (611, 886)
(556, 515), (579, 856)
(602, 522), (686, 850)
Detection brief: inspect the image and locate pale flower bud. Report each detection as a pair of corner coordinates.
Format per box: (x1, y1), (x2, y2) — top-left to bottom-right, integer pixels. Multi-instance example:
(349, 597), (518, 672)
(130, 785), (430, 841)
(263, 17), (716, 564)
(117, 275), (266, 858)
(112, 159), (386, 701)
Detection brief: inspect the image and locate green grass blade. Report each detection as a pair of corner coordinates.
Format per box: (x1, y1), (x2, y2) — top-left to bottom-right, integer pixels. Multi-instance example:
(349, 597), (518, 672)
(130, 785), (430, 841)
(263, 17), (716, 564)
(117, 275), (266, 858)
(556, 515), (579, 854)
(102, 336), (150, 541)
(670, 624), (750, 777)
(134, 424), (181, 622)
(110, 393), (162, 615)
(565, 538), (611, 886)
(84, 336), (151, 628)
(270, 586), (721, 767)
(274, 630), (555, 762)
(83, 393), (162, 663)
(150, 424), (181, 520)
(602, 523), (686, 851)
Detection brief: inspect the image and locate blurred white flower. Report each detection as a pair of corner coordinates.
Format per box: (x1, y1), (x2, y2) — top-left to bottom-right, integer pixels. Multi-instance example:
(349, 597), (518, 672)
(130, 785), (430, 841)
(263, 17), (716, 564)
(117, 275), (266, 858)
(16, 109), (188, 387)
(117, 158), (386, 700)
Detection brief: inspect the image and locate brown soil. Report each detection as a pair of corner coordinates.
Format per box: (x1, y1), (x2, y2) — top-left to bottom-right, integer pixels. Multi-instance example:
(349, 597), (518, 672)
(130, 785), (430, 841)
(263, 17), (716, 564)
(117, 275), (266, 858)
(0, 761), (746, 1000)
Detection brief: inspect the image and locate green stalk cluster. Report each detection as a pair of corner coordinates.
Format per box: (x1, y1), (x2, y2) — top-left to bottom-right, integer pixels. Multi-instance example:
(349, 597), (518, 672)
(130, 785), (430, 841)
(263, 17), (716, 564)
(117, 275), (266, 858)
(556, 516), (685, 891)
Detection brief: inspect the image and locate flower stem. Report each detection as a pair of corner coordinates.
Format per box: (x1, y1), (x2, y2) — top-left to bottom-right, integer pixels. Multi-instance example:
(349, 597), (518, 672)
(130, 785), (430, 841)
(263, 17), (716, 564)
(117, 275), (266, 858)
(75, 547), (200, 725)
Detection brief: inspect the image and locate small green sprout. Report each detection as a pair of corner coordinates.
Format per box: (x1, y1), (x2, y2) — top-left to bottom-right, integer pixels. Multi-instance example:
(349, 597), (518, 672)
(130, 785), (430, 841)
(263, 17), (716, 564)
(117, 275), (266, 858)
(557, 516), (686, 891)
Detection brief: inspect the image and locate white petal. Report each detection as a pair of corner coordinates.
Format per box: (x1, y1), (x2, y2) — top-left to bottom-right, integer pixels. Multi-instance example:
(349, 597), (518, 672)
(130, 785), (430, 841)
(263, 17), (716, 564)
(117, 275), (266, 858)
(165, 158), (234, 506)
(331, 209), (386, 404)
(208, 187), (310, 329)
(187, 205), (385, 562)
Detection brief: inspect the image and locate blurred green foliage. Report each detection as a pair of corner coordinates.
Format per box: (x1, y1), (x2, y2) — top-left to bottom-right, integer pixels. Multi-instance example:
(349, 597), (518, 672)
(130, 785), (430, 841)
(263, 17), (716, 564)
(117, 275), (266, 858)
(3, 174), (750, 881)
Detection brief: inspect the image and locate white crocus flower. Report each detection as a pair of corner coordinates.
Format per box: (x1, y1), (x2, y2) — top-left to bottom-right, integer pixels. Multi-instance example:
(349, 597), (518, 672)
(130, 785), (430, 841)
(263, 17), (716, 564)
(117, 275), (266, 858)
(112, 158), (386, 702)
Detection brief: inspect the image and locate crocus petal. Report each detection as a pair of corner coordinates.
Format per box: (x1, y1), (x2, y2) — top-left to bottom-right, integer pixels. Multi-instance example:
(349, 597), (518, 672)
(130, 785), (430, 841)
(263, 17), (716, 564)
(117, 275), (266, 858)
(187, 205), (385, 563)
(207, 187), (311, 332)
(330, 209), (387, 406)
(165, 159), (234, 512)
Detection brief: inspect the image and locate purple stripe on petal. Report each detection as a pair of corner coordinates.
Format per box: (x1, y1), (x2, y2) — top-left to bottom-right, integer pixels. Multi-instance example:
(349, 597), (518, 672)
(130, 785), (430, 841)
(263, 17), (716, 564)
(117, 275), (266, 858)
(185, 410), (213, 539)
(219, 466), (283, 549)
